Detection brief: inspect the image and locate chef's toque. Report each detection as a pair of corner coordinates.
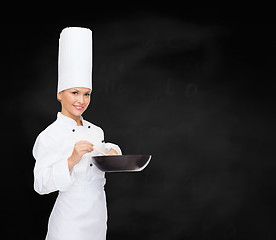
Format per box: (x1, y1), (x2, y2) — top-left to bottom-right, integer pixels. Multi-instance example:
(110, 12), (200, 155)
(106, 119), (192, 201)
(57, 27), (92, 93)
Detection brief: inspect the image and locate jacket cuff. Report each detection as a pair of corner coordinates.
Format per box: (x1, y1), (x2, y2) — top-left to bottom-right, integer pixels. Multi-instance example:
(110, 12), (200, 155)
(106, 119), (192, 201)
(52, 158), (75, 191)
(105, 143), (122, 155)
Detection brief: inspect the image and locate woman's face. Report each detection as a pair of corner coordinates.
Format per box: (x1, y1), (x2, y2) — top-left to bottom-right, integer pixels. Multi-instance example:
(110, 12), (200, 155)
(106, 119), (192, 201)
(57, 87), (91, 119)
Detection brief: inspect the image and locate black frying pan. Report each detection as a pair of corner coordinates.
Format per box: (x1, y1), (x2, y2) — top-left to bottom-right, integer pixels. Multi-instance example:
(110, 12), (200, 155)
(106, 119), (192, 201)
(91, 155), (151, 172)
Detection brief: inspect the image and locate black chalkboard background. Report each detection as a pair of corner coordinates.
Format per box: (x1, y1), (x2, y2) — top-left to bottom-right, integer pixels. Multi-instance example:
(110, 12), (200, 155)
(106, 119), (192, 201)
(1, 8), (275, 240)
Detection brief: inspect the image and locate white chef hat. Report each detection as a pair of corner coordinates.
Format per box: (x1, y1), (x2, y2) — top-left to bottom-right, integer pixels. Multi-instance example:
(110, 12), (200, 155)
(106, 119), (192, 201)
(57, 27), (92, 93)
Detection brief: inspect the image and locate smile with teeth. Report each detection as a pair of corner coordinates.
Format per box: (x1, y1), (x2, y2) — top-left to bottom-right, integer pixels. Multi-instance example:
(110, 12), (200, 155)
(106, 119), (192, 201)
(73, 105), (84, 110)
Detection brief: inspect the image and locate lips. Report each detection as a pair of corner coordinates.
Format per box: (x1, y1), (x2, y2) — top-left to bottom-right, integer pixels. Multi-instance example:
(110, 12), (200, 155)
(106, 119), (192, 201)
(73, 105), (84, 111)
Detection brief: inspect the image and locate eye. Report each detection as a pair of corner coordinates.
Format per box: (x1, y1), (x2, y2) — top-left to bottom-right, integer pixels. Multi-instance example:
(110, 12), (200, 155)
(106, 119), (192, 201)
(84, 93), (91, 97)
(72, 91), (78, 95)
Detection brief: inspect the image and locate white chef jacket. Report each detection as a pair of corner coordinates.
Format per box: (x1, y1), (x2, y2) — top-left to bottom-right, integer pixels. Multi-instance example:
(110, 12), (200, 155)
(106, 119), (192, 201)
(33, 112), (122, 240)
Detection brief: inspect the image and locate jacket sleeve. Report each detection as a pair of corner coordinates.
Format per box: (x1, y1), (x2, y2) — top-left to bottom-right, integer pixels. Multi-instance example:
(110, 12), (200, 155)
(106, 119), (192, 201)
(105, 142), (122, 155)
(33, 133), (75, 195)
(100, 128), (122, 155)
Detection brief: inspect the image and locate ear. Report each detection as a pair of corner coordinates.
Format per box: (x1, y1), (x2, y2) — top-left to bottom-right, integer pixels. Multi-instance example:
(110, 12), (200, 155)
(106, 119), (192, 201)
(57, 92), (62, 102)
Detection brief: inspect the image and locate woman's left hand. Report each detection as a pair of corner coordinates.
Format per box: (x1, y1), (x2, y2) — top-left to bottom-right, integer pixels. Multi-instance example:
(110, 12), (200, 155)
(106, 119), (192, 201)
(107, 148), (119, 156)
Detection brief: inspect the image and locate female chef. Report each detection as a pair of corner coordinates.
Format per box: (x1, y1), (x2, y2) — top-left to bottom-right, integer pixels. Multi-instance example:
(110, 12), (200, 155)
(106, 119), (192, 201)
(33, 27), (122, 240)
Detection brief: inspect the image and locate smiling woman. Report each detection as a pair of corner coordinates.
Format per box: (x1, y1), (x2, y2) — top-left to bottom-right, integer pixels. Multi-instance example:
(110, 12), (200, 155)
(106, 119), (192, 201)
(32, 27), (121, 240)
(57, 87), (91, 125)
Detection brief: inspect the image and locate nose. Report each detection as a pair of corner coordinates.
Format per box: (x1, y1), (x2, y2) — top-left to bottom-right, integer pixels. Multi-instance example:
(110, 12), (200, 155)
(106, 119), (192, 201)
(77, 94), (84, 104)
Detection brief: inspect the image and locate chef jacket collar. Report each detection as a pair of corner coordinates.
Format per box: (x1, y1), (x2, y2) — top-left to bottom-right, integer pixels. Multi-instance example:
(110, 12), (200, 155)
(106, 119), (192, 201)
(57, 112), (84, 126)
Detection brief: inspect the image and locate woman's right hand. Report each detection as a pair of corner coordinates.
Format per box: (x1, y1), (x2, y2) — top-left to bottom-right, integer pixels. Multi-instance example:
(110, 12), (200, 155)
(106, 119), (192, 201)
(67, 141), (94, 171)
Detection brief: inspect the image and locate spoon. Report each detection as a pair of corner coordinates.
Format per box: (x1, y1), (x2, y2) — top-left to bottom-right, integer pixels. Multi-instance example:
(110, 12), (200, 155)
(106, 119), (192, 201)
(93, 146), (108, 156)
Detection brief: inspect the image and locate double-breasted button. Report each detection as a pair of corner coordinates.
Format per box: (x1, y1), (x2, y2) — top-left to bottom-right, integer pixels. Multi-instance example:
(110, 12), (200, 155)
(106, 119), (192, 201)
(88, 126), (91, 128)
(72, 129), (75, 132)
(90, 163), (93, 167)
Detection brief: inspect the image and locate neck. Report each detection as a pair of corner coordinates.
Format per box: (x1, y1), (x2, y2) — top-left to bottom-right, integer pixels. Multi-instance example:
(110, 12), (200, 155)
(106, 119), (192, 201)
(61, 110), (83, 126)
